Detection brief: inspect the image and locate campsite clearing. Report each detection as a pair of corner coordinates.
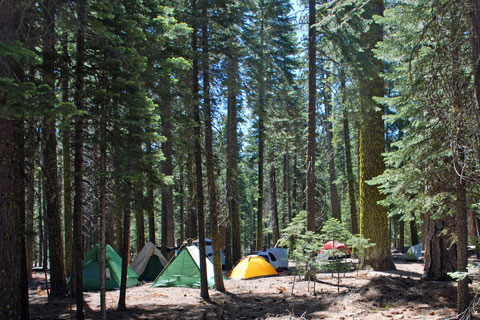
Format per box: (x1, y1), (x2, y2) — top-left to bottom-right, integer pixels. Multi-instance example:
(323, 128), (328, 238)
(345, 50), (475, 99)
(29, 258), (458, 319)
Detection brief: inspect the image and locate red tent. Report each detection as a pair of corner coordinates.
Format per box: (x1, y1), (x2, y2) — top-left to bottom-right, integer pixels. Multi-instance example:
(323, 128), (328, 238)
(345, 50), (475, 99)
(318, 241), (352, 255)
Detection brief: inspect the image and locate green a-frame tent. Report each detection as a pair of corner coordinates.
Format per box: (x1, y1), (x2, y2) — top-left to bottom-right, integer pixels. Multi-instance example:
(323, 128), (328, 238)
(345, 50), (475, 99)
(151, 245), (215, 289)
(81, 244), (139, 291)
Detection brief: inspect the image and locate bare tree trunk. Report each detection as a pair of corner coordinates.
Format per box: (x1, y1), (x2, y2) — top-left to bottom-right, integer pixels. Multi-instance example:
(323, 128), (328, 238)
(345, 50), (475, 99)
(99, 109), (107, 319)
(73, 0), (86, 316)
(117, 179), (132, 311)
(306, 0), (317, 231)
(25, 121), (37, 281)
(192, 0), (209, 298)
(226, 55), (241, 265)
(186, 153), (197, 239)
(147, 143), (156, 244)
(178, 161), (185, 244)
(270, 164), (280, 245)
(201, 0), (225, 291)
(41, 0), (67, 296)
(455, 155), (468, 313)
(134, 178), (145, 254)
(161, 100), (175, 256)
(324, 71), (341, 220)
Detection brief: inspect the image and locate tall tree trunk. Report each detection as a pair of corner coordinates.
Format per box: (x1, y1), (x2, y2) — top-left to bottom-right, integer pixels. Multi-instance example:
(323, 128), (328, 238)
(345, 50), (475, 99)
(117, 179), (132, 311)
(178, 161), (185, 244)
(113, 145), (123, 252)
(340, 69), (358, 234)
(0, 118), (29, 319)
(410, 215), (419, 246)
(257, 19), (266, 251)
(25, 121), (36, 281)
(227, 55), (241, 265)
(73, 0), (86, 316)
(358, 0), (394, 271)
(192, 0), (209, 298)
(398, 220), (405, 252)
(0, 2), (29, 315)
(61, 31), (73, 278)
(343, 109), (358, 234)
(270, 164), (280, 245)
(455, 153), (469, 313)
(161, 100), (175, 256)
(99, 109), (107, 319)
(147, 143), (156, 244)
(201, 0), (225, 291)
(41, 0), (67, 296)
(38, 169), (44, 268)
(134, 178), (145, 254)
(306, 0), (317, 232)
(325, 87), (340, 220)
(186, 153), (197, 239)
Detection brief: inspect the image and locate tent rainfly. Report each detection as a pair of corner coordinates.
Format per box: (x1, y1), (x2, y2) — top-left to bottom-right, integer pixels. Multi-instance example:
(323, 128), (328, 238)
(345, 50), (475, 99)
(229, 255), (278, 280)
(151, 245), (215, 289)
(131, 242), (169, 282)
(402, 243), (422, 261)
(81, 244), (139, 291)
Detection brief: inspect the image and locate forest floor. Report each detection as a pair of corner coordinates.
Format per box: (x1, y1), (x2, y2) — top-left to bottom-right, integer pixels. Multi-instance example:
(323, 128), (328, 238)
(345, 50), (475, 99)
(29, 257), (463, 320)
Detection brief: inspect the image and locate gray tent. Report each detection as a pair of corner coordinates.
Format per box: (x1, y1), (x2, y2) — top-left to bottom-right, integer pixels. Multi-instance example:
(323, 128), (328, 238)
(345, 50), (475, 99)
(402, 243), (422, 261)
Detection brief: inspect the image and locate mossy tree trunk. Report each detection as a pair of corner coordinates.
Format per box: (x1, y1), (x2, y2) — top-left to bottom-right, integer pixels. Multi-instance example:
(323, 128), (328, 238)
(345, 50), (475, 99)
(358, 0), (394, 271)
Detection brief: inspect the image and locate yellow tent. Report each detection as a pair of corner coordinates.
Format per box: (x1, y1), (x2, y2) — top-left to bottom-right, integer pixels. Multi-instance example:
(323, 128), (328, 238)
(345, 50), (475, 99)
(229, 255), (278, 280)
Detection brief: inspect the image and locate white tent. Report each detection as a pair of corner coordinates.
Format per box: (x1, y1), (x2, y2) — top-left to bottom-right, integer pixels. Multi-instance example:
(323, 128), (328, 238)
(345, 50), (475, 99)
(131, 242), (169, 281)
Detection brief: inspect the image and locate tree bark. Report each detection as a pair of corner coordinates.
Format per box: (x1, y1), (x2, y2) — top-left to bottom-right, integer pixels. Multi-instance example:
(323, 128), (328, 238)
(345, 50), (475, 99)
(161, 99), (175, 256)
(324, 72), (341, 221)
(117, 179), (132, 311)
(257, 19), (266, 250)
(358, 0), (395, 271)
(178, 161), (185, 244)
(227, 55), (242, 265)
(306, 0), (317, 232)
(270, 164), (280, 245)
(25, 121), (36, 281)
(99, 108), (107, 319)
(455, 155), (469, 313)
(40, 0), (67, 296)
(192, 0), (209, 299)
(147, 143), (156, 244)
(201, 0), (225, 291)
(0, 118), (29, 320)
(73, 0), (86, 316)
(134, 178), (145, 254)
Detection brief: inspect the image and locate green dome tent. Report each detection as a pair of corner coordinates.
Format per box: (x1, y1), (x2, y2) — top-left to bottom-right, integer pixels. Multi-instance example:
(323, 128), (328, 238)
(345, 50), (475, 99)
(151, 245), (215, 289)
(81, 244), (139, 291)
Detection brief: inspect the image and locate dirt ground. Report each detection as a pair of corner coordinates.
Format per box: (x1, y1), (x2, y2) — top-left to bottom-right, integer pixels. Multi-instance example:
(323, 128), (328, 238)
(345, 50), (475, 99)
(29, 258), (462, 320)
